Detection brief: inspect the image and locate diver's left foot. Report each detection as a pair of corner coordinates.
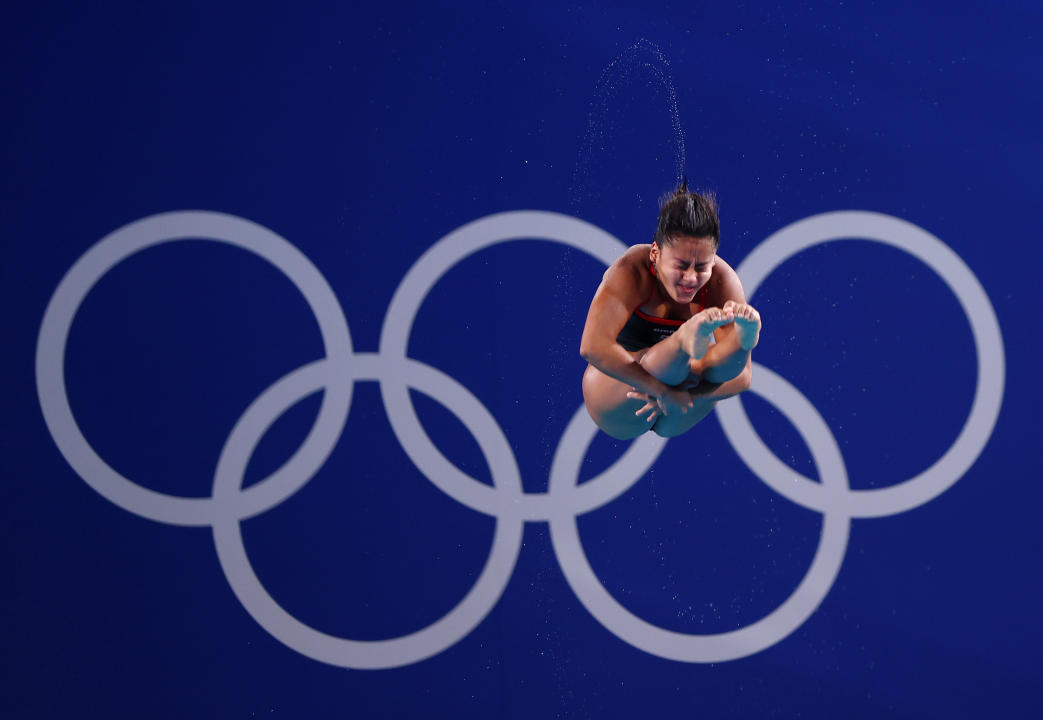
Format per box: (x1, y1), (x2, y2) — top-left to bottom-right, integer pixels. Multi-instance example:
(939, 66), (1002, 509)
(724, 300), (762, 350)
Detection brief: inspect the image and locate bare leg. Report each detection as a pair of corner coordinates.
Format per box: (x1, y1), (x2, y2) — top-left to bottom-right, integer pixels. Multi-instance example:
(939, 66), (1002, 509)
(582, 304), (760, 440)
(581, 309), (731, 440)
(645, 304), (761, 437)
(689, 302), (761, 383)
(638, 307), (734, 385)
(650, 393), (717, 437)
(582, 363), (652, 439)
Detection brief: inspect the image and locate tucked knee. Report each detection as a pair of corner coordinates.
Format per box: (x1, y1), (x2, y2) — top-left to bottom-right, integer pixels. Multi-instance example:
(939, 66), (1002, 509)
(714, 364), (752, 393)
(736, 365), (752, 392)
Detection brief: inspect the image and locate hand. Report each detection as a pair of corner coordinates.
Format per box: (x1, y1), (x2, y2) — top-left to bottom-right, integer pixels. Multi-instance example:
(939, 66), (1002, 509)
(626, 386), (694, 424)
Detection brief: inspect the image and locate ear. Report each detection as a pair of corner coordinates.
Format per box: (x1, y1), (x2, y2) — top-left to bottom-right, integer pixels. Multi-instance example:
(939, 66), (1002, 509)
(649, 241), (660, 266)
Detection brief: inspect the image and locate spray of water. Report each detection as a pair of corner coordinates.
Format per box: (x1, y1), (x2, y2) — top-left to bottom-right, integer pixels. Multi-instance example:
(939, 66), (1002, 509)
(539, 44), (691, 713)
(571, 38), (687, 208)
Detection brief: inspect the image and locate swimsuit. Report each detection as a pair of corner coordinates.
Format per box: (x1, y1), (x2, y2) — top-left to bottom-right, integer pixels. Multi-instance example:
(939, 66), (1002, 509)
(615, 265), (707, 351)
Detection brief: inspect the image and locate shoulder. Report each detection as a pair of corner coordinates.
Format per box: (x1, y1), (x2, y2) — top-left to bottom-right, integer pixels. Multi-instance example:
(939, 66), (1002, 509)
(615, 244), (652, 272)
(592, 244), (651, 311)
(711, 254), (739, 282)
(707, 254), (747, 303)
(602, 244), (650, 289)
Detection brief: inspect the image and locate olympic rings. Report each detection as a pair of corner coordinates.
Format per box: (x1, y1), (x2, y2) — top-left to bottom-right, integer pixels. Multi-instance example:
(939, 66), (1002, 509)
(35, 209), (1004, 668)
(212, 354), (525, 668)
(35, 211), (355, 526)
(718, 211), (1005, 518)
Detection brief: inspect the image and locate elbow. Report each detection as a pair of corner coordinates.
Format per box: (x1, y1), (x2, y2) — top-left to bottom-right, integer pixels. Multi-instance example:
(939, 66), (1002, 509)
(579, 343), (598, 365)
(579, 338), (607, 366)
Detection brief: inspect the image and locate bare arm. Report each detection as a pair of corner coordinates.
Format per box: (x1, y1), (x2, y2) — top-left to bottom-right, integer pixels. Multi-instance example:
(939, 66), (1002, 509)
(579, 258), (672, 398)
(625, 372), (749, 422)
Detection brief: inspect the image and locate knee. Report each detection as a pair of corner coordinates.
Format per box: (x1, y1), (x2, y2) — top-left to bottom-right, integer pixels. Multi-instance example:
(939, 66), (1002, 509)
(735, 365), (752, 393)
(717, 364), (753, 394)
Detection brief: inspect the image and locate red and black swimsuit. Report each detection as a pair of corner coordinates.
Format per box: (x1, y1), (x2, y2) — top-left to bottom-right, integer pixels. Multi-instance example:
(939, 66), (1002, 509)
(615, 265), (708, 351)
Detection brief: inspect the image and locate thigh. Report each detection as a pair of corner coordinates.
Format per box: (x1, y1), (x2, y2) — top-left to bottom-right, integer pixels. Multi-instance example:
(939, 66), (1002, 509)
(581, 360), (653, 440)
(650, 396), (716, 437)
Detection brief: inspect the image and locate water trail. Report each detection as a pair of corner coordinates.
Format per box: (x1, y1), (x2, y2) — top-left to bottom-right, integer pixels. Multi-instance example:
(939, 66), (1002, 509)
(555, 44), (690, 647)
(570, 38), (687, 208)
(559, 38), (688, 494)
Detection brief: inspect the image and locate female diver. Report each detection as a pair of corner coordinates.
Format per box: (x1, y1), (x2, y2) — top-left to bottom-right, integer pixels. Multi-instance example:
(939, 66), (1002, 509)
(580, 181), (762, 439)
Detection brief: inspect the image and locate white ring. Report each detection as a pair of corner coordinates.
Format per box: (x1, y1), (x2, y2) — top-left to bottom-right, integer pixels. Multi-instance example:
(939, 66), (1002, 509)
(544, 405), (668, 518)
(35, 211), (354, 526)
(730, 211), (1004, 517)
(549, 364), (851, 662)
(36, 208), (1005, 666)
(379, 211), (670, 515)
(212, 354), (524, 669)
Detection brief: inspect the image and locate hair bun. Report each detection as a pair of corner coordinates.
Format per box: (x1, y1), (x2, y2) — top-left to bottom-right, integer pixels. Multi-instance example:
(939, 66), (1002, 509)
(654, 176), (720, 250)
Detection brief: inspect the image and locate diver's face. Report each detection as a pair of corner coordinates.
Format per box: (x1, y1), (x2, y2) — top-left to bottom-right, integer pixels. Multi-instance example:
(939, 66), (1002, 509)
(652, 236), (716, 304)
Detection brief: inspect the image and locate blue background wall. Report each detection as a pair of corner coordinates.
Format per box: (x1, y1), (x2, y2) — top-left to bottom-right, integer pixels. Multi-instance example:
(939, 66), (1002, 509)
(4, 1), (1042, 717)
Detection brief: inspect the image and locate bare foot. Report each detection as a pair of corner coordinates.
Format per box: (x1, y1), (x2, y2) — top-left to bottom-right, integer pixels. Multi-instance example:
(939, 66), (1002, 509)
(679, 306), (734, 359)
(724, 300), (761, 350)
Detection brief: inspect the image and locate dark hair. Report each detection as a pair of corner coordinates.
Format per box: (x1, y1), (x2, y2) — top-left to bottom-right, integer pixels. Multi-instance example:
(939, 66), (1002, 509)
(653, 177), (720, 250)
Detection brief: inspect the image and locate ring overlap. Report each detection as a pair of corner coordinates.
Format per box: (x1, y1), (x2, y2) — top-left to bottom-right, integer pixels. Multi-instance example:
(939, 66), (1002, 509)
(36, 209), (1004, 667)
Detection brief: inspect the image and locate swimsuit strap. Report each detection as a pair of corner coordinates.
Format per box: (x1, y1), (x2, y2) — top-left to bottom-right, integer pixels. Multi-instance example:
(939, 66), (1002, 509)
(645, 262), (659, 306)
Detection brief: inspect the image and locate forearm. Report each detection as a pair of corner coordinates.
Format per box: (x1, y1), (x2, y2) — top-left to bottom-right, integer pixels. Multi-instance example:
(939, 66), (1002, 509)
(584, 346), (670, 397)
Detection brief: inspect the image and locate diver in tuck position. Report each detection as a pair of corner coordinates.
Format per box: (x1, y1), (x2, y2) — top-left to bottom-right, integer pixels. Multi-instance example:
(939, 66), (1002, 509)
(580, 179), (762, 439)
